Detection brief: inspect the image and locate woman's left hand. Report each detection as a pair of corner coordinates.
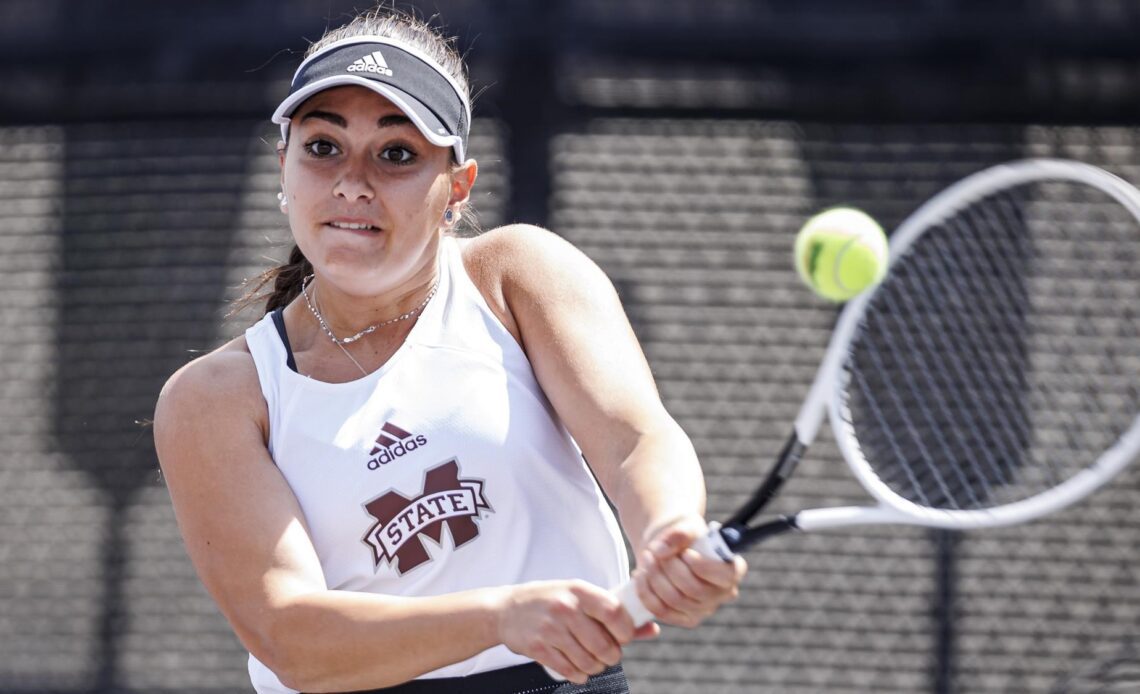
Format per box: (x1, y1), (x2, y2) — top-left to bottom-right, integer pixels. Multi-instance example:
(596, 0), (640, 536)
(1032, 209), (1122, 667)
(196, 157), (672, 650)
(630, 515), (748, 628)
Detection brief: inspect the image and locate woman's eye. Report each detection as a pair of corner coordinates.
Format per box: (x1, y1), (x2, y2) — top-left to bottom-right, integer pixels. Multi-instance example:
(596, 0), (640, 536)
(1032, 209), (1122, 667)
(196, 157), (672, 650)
(380, 147), (415, 164)
(304, 139), (340, 157)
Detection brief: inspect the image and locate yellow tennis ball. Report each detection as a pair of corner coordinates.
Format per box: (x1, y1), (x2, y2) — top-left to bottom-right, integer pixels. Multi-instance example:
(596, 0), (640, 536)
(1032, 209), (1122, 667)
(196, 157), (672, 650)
(794, 207), (889, 302)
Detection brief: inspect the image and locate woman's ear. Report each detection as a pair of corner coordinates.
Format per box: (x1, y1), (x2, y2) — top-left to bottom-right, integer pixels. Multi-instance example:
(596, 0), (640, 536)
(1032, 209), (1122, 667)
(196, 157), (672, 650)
(449, 158), (479, 208)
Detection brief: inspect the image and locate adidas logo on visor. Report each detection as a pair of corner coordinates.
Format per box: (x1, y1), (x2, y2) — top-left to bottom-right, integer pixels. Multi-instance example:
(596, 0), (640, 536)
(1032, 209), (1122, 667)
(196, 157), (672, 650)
(348, 50), (394, 77)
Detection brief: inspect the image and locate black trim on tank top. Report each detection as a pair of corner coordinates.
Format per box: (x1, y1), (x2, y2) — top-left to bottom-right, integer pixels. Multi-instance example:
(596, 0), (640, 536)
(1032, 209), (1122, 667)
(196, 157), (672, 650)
(271, 307), (298, 373)
(305, 662), (627, 693)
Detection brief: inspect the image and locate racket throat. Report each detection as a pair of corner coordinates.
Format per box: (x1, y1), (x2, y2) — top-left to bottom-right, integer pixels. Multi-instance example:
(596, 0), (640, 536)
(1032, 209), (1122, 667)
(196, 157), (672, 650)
(725, 433), (807, 529)
(722, 515), (800, 552)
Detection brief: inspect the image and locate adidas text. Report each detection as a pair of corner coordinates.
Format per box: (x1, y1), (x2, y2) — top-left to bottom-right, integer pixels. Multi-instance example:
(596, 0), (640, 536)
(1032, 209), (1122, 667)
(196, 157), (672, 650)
(368, 435), (428, 469)
(348, 63), (393, 77)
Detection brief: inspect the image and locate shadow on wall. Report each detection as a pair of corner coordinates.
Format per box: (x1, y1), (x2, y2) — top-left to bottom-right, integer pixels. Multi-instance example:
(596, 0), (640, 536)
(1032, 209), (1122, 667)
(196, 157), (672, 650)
(52, 120), (255, 691)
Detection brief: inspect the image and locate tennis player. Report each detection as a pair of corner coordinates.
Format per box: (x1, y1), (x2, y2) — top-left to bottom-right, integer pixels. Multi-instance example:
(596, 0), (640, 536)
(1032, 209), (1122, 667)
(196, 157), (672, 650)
(154, 6), (746, 693)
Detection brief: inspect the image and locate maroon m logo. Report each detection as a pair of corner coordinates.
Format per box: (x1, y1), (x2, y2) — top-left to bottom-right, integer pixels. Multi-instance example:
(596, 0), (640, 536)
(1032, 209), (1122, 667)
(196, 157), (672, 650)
(362, 459), (492, 575)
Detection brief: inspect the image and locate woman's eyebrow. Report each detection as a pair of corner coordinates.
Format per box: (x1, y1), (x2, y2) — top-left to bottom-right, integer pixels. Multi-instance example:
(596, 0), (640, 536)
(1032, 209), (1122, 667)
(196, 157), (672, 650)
(377, 114), (412, 129)
(296, 111), (412, 130)
(298, 109), (345, 127)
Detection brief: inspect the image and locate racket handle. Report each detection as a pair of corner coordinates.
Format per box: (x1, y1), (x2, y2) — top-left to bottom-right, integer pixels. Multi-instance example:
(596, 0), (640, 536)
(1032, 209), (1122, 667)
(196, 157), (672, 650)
(613, 577), (655, 626)
(542, 523), (735, 681)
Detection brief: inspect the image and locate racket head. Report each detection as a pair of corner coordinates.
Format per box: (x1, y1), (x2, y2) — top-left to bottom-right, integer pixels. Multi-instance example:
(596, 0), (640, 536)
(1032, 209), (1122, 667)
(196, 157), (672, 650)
(824, 159), (1140, 530)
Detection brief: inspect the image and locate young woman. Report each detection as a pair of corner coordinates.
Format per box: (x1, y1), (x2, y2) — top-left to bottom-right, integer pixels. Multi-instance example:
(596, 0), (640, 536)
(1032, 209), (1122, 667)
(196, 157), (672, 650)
(154, 7), (746, 693)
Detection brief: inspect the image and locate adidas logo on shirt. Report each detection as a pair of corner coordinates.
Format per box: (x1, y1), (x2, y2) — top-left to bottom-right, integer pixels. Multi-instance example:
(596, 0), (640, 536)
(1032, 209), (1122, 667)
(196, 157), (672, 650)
(367, 422), (427, 469)
(347, 50), (394, 77)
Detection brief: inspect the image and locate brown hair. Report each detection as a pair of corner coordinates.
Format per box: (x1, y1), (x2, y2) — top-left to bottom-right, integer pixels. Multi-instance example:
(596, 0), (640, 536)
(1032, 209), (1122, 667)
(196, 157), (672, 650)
(235, 5), (472, 316)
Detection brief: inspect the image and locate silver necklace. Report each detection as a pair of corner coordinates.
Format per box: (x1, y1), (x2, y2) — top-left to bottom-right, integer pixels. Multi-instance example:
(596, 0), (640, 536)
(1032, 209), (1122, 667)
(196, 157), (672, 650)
(300, 274), (439, 376)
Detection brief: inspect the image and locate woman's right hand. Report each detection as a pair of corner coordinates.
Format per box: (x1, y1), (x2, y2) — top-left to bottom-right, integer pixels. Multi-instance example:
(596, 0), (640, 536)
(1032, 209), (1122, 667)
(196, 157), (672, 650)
(493, 580), (659, 684)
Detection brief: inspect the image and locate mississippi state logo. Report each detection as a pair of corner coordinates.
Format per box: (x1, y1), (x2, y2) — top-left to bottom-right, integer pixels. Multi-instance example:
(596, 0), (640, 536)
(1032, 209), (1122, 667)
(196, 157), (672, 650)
(362, 459), (492, 575)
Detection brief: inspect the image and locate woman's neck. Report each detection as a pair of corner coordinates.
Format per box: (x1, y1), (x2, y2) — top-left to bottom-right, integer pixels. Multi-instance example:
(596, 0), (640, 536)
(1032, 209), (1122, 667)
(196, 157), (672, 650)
(304, 263), (440, 343)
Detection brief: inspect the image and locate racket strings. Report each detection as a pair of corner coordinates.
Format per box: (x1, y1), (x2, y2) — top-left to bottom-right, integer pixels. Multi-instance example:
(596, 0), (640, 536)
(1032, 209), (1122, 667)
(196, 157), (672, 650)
(842, 178), (1140, 512)
(855, 197), (1036, 509)
(924, 220), (1028, 488)
(949, 194), (1045, 480)
(856, 278), (992, 508)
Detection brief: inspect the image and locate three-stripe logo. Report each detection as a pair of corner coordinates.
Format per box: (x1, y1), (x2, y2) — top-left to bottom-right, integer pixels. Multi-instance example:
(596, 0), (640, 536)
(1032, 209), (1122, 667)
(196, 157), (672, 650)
(367, 422), (427, 469)
(347, 50), (394, 77)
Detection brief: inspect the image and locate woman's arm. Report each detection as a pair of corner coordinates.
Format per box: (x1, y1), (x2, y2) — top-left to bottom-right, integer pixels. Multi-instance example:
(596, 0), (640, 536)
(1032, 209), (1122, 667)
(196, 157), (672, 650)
(154, 344), (641, 690)
(470, 225), (747, 628)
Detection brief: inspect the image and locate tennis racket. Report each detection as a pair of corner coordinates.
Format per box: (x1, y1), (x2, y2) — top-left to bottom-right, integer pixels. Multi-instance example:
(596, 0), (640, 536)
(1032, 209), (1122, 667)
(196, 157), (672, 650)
(614, 158), (1140, 626)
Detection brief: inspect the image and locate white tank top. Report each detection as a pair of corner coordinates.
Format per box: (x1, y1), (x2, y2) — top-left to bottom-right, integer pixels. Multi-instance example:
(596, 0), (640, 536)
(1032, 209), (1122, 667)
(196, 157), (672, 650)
(243, 236), (628, 692)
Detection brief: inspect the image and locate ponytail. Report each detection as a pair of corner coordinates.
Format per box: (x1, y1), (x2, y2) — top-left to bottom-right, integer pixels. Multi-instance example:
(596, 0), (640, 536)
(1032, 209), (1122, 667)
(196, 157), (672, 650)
(230, 244), (312, 317)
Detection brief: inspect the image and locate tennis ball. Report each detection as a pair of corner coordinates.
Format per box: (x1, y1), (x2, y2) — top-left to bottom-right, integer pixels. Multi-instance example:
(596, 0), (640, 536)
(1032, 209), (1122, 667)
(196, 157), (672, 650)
(794, 207), (889, 302)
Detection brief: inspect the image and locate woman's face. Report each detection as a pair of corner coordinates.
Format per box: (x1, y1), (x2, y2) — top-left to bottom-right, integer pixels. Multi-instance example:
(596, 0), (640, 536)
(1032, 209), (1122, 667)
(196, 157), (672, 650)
(279, 85), (468, 296)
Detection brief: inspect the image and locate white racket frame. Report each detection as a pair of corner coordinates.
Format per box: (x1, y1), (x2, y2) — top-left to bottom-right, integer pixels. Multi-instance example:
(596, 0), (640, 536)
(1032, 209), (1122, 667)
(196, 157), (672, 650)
(798, 158), (1140, 532)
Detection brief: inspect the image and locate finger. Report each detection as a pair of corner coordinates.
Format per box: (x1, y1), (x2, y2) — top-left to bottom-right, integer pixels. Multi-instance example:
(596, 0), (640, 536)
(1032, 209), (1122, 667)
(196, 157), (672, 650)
(567, 614), (624, 669)
(678, 551), (738, 591)
(660, 552), (720, 603)
(733, 555), (748, 582)
(631, 566), (669, 620)
(551, 632), (607, 680)
(646, 562), (703, 615)
(536, 644), (589, 685)
(645, 516), (706, 559)
(633, 621), (660, 641)
(580, 592), (637, 645)
(635, 563), (700, 626)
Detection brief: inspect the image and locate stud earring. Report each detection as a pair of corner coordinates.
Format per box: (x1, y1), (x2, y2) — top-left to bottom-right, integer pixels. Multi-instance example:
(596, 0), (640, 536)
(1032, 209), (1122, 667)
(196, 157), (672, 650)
(277, 190), (288, 210)
(444, 208), (455, 224)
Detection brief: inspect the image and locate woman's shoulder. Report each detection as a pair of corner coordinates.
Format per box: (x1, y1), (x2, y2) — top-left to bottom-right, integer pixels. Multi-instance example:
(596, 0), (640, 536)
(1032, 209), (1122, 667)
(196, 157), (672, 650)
(458, 224), (594, 290)
(455, 225), (619, 345)
(459, 223), (572, 262)
(457, 225), (586, 338)
(460, 224), (614, 296)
